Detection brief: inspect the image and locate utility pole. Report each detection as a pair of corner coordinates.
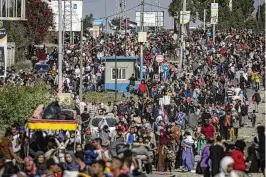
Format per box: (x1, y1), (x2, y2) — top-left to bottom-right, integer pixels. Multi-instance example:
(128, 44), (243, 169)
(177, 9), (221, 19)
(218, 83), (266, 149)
(79, 19), (84, 101)
(58, 0), (63, 93)
(119, 0), (122, 33)
(70, 0), (73, 44)
(213, 0), (216, 43)
(140, 0), (144, 80)
(63, 0), (66, 45)
(114, 30), (118, 101)
(125, 18), (127, 55)
(258, 0), (261, 29)
(105, 0), (107, 30)
(203, 9), (206, 32)
(156, 0), (159, 32)
(179, 0), (186, 69)
(141, 0), (144, 32)
(124, 1), (127, 56)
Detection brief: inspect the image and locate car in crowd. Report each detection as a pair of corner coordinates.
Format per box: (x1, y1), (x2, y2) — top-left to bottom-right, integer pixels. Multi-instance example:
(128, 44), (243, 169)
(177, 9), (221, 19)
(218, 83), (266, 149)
(85, 113), (118, 142)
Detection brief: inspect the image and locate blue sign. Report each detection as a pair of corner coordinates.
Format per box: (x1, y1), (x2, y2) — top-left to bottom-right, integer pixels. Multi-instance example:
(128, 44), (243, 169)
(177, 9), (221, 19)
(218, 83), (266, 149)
(162, 64), (170, 72)
(207, 31), (212, 37)
(73, 4), (77, 9)
(93, 19), (104, 26)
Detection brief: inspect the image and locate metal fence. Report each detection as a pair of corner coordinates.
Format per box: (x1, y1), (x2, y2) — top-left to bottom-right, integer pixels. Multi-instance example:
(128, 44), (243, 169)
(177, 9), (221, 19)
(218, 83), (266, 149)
(7, 42), (15, 67)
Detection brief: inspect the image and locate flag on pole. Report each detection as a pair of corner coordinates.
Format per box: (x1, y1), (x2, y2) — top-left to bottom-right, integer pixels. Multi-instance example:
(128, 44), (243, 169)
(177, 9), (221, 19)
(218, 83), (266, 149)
(108, 21), (117, 30)
(124, 19), (137, 29)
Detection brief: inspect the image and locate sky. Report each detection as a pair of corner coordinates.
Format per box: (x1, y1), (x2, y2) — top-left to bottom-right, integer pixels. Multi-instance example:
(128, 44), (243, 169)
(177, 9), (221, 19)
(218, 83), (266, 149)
(83, 0), (174, 28)
(82, 0), (261, 29)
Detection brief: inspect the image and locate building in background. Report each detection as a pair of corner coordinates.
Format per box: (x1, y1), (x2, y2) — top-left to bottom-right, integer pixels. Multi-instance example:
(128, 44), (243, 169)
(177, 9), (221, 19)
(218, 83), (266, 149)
(135, 11), (164, 32)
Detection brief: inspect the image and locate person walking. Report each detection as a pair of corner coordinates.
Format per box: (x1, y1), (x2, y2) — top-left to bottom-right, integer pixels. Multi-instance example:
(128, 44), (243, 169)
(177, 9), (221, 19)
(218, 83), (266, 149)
(232, 109), (240, 139)
(230, 140), (246, 172)
(210, 136), (225, 177)
(199, 139), (214, 177)
(252, 90), (261, 113)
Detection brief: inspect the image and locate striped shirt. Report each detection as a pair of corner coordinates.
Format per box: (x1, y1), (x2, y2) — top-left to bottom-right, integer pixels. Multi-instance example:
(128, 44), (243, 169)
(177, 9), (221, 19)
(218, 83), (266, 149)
(227, 89), (234, 98)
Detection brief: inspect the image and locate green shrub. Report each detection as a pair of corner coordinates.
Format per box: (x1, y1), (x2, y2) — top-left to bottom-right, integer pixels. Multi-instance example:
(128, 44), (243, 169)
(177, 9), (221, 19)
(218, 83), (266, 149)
(0, 82), (50, 124)
(84, 92), (137, 103)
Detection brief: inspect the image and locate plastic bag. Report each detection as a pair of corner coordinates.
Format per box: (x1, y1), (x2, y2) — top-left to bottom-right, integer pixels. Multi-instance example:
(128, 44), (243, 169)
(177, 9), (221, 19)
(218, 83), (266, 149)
(43, 101), (61, 119)
(59, 109), (74, 120)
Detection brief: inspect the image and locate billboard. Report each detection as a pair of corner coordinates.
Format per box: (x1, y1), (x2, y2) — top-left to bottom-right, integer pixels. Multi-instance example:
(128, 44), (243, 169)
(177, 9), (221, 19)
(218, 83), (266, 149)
(48, 0), (83, 32)
(135, 11), (164, 27)
(93, 19), (104, 26)
(211, 3), (218, 24)
(0, 20), (7, 77)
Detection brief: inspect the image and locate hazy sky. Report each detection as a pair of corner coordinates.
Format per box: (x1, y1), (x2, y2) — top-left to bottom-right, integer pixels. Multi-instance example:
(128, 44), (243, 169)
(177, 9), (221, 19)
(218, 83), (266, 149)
(82, 0), (261, 29)
(83, 0), (174, 28)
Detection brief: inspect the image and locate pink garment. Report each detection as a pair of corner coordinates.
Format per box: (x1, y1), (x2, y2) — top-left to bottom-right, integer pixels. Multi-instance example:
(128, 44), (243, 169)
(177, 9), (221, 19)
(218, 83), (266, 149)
(87, 103), (92, 111)
(32, 104), (44, 119)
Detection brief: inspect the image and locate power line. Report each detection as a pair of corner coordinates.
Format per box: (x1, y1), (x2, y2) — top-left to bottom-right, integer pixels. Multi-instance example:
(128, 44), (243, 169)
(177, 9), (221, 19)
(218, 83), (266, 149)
(83, 0), (103, 4)
(93, 4), (141, 20)
(144, 3), (191, 14)
(144, 2), (168, 10)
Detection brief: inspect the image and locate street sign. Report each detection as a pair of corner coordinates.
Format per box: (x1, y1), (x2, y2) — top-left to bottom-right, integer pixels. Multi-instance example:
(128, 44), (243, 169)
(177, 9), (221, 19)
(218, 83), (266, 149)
(156, 55), (164, 63)
(93, 25), (100, 39)
(211, 3), (218, 24)
(180, 11), (191, 24)
(138, 32), (147, 43)
(207, 31), (212, 37)
(162, 64), (170, 72)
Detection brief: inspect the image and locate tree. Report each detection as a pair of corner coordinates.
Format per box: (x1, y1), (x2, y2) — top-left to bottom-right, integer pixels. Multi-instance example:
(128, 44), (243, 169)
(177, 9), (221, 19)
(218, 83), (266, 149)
(234, 0), (255, 20)
(25, 0), (54, 44)
(197, 0), (231, 24)
(7, 22), (29, 48)
(111, 17), (122, 30)
(197, 0), (254, 29)
(0, 82), (50, 124)
(168, 0), (198, 33)
(256, 3), (265, 30)
(83, 13), (93, 32)
(168, 0), (182, 33)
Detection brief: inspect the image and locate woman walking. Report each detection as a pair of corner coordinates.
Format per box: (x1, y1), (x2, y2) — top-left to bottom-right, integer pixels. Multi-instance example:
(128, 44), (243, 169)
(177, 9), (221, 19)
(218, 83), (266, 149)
(181, 132), (195, 172)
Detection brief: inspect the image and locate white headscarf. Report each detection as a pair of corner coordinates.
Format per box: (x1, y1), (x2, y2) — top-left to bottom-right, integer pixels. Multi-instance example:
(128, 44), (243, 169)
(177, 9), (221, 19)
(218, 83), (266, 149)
(185, 135), (194, 144)
(220, 156), (234, 174)
(215, 156), (238, 177)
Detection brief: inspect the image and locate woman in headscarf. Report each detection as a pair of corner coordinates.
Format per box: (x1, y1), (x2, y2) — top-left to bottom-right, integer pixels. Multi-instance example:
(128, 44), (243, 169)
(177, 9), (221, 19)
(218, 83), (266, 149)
(64, 152), (80, 171)
(181, 131), (195, 172)
(35, 151), (47, 176)
(199, 139), (214, 177)
(138, 80), (149, 97)
(23, 156), (38, 177)
(230, 140), (246, 172)
(214, 156), (238, 177)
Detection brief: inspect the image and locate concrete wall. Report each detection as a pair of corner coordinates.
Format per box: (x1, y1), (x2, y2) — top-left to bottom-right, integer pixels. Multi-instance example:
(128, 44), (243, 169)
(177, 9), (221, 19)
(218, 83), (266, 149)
(7, 42), (15, 67)
(105, 61), (135, 83)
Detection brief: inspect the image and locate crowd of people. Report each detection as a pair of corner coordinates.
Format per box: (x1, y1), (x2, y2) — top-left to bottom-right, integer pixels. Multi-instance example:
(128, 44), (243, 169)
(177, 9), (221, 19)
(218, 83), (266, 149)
(0, 28), (265, 177)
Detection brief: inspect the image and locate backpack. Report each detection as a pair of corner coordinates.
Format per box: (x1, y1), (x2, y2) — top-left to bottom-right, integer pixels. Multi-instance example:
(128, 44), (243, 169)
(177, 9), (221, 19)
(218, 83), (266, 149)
(84, 76), (89, 83)
(253, 93), (261, 102)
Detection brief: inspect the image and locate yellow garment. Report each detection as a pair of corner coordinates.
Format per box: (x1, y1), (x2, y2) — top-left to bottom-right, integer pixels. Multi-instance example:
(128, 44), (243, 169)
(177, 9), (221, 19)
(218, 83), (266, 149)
(79, 173), (91, 177)
(229, 127), (234, 139)
(255, 75), (260, 83)
(251, 72), (256, 81)
(105, 167), (111, 173)
(167, 92), (173, 96)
